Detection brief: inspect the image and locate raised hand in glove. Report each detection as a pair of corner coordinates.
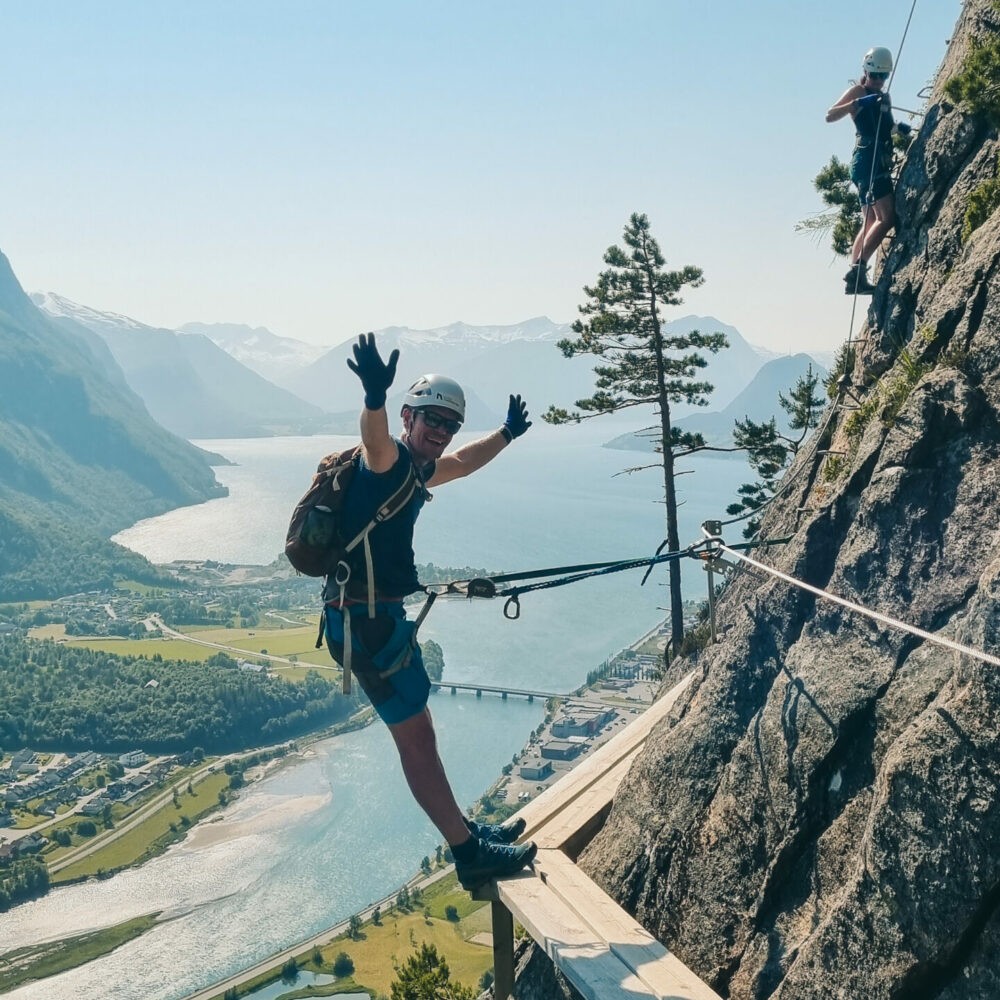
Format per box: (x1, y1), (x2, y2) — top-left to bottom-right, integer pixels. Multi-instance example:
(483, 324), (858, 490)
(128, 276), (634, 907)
(896, 121), (912, 136)
(501, 394), (532, 442)
(347, 332), (399, 410)
(855, 93), (882, 111)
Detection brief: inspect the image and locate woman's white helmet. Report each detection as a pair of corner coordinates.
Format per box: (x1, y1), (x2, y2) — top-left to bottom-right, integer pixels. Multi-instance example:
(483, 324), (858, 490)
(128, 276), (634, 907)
(401, 374), (466, 421)
(863, 47), (893, 75)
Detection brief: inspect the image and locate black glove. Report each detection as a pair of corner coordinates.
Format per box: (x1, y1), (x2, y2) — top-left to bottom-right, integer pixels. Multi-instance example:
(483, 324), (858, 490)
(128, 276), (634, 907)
(346, 332), (399, 410)
(502, 394), (531, 441)
(856, 93), (882, 111)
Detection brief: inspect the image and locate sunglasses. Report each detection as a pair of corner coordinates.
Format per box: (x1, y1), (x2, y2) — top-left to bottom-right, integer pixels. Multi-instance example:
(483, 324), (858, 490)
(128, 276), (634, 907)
(419, 410), (463, 434)
(868, 72), (888, 81)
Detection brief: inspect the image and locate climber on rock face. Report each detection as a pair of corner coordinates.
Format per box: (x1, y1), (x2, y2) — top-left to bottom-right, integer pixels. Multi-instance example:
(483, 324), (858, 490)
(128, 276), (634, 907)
(324, 332), (537, 892)
(826, 46), (911, 296)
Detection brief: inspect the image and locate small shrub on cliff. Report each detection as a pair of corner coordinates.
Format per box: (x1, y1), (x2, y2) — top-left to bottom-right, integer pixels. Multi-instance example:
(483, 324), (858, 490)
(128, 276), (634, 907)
(962, 155), (1000, 242)
(944, 26), (1000, 128)
(844, 345), (932, 441)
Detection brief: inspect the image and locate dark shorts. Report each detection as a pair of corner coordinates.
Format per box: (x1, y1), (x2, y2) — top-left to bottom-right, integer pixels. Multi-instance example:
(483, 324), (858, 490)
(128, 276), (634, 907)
(851, 145), (893, 205)
(324, 601), (431, 726)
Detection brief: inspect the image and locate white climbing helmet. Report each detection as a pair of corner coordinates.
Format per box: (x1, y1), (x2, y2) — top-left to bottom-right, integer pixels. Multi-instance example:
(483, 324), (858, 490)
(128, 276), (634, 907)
(401, 374), (466, 421)
(862, 47), (893, 75)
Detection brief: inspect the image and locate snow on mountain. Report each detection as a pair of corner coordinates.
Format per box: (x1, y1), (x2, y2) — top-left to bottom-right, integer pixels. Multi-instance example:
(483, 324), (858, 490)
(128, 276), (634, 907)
(31, 291), (148, 331)
(178, 322), (328, 381)
(31, 292), (329, 438)
(379, 316), (572, 348)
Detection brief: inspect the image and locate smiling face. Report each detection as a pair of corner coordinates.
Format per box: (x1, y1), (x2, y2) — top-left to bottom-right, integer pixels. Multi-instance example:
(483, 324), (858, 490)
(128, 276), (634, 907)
(402, 405), (462, 463)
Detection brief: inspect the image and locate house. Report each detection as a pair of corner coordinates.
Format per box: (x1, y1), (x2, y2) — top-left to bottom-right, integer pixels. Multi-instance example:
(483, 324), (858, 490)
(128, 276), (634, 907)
(80, 794), (111, 816)
(118, 750), (148, 768)
(17, 833), (47, 854)
(518, 758), (554, 781)
(551, 704), (616, 738)
(540, 739), (584, 761)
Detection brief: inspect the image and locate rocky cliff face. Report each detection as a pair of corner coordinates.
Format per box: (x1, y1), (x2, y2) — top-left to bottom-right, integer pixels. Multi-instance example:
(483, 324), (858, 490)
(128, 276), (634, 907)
(516, 3), (1000, 998)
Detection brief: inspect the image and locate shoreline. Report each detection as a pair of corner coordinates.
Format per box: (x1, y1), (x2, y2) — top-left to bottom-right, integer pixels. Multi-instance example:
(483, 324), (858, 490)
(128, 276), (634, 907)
(177, 616), (670, 1000)
(3, 616), (668, 999)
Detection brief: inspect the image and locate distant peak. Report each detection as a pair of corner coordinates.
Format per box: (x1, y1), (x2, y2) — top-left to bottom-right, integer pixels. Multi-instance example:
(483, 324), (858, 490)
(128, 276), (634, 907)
(31, 291), (150, 330)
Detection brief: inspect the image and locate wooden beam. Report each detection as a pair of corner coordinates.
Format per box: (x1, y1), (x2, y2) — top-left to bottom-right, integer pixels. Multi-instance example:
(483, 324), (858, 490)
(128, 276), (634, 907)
(534, 851), (723, 1000)
(498, 866), (653, 999)
(533, 747), (642, 856)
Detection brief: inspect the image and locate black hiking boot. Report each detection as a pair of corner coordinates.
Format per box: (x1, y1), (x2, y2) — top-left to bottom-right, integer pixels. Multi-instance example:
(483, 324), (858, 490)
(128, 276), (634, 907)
(465, 816), (527, 845)
(844, 263), (876, 295)
(455, 838), (537, 890)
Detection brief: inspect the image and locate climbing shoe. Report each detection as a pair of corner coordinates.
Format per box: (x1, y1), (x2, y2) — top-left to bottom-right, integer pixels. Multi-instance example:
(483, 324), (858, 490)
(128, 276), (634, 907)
(843, 263), (876, 295)
(465, 816), (527, 844)
(455, 838), (538, 890)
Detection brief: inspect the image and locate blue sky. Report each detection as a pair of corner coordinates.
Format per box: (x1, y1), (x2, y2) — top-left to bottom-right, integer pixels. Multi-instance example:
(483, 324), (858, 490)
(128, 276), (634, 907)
(1, 1), (962, 352)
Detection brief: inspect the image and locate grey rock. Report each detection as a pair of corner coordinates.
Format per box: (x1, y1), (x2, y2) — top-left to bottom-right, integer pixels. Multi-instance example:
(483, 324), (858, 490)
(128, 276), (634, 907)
(514, 2), (1000, 997)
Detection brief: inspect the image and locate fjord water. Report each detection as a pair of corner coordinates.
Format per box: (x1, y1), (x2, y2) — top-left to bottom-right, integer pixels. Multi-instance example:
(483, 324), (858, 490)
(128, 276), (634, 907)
(3, 423), (751, 1000)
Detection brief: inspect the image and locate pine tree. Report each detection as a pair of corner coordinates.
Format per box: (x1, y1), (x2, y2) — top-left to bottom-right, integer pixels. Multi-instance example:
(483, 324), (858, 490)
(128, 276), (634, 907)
(727, 366), (825, 537)
(390, 943), (475, 1000)
(545, 213), (728, 650)
(795, 156), (861, 256)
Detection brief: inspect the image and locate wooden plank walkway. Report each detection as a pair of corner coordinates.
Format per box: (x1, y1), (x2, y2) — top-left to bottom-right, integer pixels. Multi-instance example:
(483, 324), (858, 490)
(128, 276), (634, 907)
(476, 671), (721, 999)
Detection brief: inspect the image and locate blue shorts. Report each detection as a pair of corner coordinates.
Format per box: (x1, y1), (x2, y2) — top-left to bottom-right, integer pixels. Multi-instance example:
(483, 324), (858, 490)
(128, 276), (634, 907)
(324, 601), (431, 726)
(851, 145), (893, 205)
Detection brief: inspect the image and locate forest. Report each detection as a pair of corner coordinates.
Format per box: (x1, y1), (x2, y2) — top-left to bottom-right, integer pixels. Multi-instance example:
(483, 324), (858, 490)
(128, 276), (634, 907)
(0, 635), (353, 753)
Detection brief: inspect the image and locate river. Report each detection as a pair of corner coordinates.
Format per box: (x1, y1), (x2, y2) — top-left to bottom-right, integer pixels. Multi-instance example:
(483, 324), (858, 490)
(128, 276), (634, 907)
(1, 423), (752, 999)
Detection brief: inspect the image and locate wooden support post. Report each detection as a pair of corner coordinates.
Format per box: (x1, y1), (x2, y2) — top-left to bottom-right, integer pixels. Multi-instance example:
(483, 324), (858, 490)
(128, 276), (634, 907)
(492, 899), (515, 1000)
(706, 562), (717, 644)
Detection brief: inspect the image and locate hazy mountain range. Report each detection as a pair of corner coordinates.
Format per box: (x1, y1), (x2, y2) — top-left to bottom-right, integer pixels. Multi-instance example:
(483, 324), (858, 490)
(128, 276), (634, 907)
(604, 353), (828, 453)
(0, 252), (223, 598)
(32, 294), (331, 439)
(1, 238), (830, 595)
(192, 314), (806, 432)
(30, 288), (831, 442)
(29, 302), (822, 438)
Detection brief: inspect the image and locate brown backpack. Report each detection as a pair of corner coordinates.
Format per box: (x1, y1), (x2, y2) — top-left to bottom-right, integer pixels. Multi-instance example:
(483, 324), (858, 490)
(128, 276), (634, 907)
(286, 444), (420, 695)
(284, 444), (418, 579)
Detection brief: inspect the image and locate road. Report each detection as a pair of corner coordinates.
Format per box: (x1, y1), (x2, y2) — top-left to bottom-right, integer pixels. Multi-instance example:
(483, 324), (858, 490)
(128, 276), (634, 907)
(47, 758), (231, 875)
(147, 615), (336, 671)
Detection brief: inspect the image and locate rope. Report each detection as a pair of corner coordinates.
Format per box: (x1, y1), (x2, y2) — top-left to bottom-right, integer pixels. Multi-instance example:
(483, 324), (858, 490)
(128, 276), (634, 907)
(495, 546), (702, 619)
(720, 543), (1000, 669)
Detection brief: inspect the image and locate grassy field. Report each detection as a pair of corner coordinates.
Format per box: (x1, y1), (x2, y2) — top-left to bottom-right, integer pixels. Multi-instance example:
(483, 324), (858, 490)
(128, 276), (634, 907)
(45, 621), (336, 670)
(52, 770), (232, 882)
(0, 914), (160, 994)
(212, 873), (494, 1000)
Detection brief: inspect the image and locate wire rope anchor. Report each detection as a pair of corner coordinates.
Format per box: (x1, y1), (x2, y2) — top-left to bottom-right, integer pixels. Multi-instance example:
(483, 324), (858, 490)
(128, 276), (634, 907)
(699, 521), (731, 644)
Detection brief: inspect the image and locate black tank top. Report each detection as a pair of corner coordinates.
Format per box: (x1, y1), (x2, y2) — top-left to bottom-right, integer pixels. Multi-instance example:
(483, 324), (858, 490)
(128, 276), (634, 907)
(854, 86), (894, 148)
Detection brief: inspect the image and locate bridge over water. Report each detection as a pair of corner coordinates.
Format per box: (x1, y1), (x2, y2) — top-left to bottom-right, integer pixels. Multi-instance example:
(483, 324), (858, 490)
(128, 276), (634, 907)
(431, 680), (564, 702)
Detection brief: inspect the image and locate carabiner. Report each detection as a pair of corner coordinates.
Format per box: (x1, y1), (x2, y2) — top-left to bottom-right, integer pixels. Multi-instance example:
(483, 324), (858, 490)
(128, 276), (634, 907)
(503, 594), (521, 620)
